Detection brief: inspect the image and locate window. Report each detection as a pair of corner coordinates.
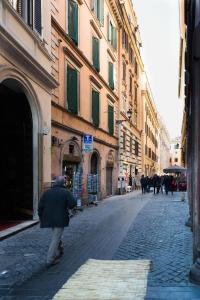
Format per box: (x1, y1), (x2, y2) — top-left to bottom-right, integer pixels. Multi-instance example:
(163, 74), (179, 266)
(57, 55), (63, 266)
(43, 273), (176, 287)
(92, 89), (100, 127)
(68, 0), (78, 45)
(122, 95), (126, 114)
(91, 0), (104, 24)
(9, 0), (42, 34)
(69, 144), (75, 154)
(66, 64), (79, 114)
(175, 158), (178, 163)
(130, 137), (132, 153)
(108, 105), (114, 135)
(135, 141), (139, 156)
(134, 86), (137, 103)
(122, 61), (126, 81)
(92, 36), (100, 72)
(135, 60), (138, 76)
(108, 18), (117, 50)
(108, 62), (114, 90)
(123, 132), (126, 150)
(174, 143), (179, 149)
(129, 76), (132, 94)
(149, 148), (151, 159)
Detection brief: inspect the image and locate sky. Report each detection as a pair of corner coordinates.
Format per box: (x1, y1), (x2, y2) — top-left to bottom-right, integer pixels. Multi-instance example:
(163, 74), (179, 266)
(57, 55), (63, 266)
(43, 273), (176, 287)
(133, 0), (183, 139)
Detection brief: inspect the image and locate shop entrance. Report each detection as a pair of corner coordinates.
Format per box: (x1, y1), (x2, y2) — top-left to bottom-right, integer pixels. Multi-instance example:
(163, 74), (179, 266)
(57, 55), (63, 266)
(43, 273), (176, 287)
(62, 161), (78, 191)
(0, 80), (33, 227)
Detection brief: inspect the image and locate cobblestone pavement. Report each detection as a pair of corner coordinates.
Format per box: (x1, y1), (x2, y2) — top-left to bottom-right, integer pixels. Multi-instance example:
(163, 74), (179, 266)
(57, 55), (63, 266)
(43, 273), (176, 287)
(0, 191), (148, 299)
(114, 192), (200, 299)
(1, 191), (199, 299)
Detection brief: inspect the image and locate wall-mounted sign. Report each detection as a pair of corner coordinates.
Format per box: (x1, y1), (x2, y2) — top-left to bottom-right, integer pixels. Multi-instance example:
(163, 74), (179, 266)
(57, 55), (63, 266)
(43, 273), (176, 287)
(83, 134), (93, 152)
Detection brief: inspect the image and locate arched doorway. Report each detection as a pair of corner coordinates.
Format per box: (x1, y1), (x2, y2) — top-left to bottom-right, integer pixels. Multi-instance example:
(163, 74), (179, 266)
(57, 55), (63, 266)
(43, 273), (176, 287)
(106, 151), (114, 196)
(0, 78), (35, 224)
(88, 151), (100, 199)
(91, 152), (99, 175)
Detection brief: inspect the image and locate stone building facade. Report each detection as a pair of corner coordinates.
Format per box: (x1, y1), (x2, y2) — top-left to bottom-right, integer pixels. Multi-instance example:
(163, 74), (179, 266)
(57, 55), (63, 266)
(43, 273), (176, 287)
(141, 73), (159, 176)
(50, 0), (122, 200)
(0, 0), (57, 221)
(117, 0), (143, 186)
(157, 117), (171, 174)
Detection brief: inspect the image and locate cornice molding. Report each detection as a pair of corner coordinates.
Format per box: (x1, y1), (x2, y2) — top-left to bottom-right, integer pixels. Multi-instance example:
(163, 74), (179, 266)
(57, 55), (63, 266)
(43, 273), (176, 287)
(0, 25), (58, 90)
(63, 47), (83, 68)
(52, 101), (119, 143)
(52, 119), (119, 150)
(90, 20), (102, 39)
(90, 75), (103, 89)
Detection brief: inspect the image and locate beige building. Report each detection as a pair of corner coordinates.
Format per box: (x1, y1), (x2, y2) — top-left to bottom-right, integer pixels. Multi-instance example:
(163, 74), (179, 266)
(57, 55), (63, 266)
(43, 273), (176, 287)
(157, 117), (171, 174)
(0, 0), (57, 222)
(141, 73), (159, 176)
(50, 0), (122, 200)
(117, 0), (143, 185)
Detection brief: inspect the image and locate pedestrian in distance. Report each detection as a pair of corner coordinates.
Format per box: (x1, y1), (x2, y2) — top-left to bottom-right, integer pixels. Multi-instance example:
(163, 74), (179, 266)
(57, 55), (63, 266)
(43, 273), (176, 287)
(38, 176), (76, 267)
(163, 175), (170, 195)
(140, 175), (147, 194)
(169, 175), (177, 195)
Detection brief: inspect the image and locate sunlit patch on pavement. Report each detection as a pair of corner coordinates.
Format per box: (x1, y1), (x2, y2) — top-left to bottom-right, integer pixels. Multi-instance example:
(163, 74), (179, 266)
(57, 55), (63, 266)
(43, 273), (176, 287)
(53, 259), (151, 300)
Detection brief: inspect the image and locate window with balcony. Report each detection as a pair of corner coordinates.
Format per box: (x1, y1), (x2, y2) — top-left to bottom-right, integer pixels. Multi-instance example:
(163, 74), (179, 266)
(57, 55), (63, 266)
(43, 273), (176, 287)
(9, 0), (42, 35)
(68, 0), (78, 45)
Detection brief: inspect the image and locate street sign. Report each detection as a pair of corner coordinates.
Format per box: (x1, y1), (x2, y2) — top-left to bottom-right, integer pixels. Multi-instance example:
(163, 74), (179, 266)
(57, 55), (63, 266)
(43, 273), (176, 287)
(83, 134), (93, 152)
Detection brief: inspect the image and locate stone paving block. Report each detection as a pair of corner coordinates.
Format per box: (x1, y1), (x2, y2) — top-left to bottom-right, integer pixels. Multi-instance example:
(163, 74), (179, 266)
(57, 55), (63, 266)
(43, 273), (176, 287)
(114, 193), (193, 290)
(53, 259), (151, 300)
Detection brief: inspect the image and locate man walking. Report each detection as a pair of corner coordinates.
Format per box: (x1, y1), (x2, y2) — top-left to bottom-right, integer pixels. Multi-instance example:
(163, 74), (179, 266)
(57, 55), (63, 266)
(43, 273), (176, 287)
(38, 176), (76, 267)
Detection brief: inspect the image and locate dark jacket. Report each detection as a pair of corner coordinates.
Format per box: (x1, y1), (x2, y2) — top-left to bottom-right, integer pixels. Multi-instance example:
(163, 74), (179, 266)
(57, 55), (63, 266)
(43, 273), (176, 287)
(38, 185), (76, 228)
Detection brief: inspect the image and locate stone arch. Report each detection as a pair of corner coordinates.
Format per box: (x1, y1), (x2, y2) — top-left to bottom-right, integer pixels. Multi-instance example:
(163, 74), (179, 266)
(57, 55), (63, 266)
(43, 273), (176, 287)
(0, 65), (42, 220)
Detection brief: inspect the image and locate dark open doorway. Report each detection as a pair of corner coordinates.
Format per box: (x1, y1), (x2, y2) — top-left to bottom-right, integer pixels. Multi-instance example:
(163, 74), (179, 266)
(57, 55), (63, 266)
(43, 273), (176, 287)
(0, 80), (33, 227)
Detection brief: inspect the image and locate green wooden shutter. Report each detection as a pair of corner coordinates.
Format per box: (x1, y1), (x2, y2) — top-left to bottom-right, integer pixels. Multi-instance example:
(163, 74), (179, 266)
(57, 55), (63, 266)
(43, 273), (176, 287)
(92, 37), (100, 72)
(34, 0), (42, 34)
(94, 0), (98, 17)
(108, 62), (114, 90)
(68, 0), (78, 45)
(108, 16), (111, 41)
(100, 0), (104, 24)
(108, 105), (114, 135)
(112, 26), (117, 50)
(67, 65), (78, 114)
(92, 90), (100, 127)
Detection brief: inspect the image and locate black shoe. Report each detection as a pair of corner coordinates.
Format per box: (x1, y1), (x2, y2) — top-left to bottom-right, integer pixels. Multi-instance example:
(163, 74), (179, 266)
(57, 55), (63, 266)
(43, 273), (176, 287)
(46, 258), (60, 268)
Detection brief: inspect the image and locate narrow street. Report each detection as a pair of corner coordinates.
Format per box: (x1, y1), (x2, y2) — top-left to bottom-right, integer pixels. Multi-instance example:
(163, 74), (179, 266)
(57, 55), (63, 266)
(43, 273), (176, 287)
(0, 191), (198, 300)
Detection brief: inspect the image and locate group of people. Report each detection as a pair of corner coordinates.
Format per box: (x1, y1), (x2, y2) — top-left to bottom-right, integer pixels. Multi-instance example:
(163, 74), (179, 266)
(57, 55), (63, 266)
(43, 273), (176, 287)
(140, 174), (177, 195)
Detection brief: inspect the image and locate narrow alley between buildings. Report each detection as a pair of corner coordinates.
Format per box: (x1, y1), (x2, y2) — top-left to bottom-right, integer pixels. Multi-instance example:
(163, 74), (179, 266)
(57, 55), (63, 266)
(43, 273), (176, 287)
(0, 190), (197, 300)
